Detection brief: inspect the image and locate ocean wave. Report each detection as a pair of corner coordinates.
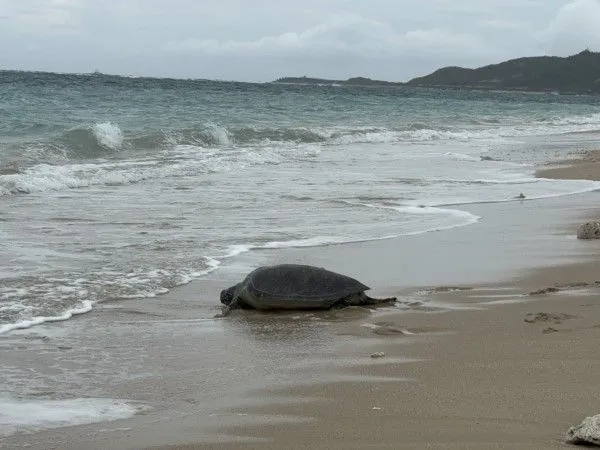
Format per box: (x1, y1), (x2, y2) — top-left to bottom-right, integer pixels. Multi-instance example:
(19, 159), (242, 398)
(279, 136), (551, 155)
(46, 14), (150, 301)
(216, 202), (481, 260)
(542, 112), (600, 127)
(0, 260), (219, 335)
(0, 163), (145, 195)
(0, 142), (313, 196)
(12, 112), (600, 167)
(0, 301), (94, 335)
(9, 123), (501, 166)
(55, 123), (124, 157)
(92, 122), (123, 150)
(0, 397), (147, 436)
(443, 152), (482, 162)
(338, 199), (481, 227)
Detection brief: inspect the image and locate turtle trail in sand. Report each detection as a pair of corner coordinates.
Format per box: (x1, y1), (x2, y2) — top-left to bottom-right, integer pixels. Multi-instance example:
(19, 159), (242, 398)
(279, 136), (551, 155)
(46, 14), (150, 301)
(218, 264), (397, 316)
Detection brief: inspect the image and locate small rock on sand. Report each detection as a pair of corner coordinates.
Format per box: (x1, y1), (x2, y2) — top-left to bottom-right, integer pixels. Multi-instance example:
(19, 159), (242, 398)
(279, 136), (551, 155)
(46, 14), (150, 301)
(524, 312), (575, 324)
(567, 414), (600, 446)
(577, 222), (600, 240)
(528, 287), (560, 295)
(370, 352), (386, 358)
(542, 327), (559, 334)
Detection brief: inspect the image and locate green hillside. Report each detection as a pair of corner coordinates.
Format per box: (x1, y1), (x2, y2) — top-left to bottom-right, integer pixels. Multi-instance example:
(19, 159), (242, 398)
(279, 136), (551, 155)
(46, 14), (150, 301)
(406, 50), (600, 93)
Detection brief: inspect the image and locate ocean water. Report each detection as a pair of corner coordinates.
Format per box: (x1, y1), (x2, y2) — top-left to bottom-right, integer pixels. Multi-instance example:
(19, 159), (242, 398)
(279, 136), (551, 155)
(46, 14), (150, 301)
(2, 71), (600, 335)
(3, 71), (600, 439)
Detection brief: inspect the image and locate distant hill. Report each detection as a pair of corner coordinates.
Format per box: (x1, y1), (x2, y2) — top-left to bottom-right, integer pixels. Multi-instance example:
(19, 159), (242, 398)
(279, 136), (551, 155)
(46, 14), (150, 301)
(406, 50), (600, 93)
(273, 76), (401, 87)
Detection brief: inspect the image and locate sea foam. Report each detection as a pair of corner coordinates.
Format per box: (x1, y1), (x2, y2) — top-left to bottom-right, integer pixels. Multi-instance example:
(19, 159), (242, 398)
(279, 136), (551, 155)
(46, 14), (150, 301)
(92, 122), (124, 150)
(0, 397), (146, 436)
(0, 301), (93, 335)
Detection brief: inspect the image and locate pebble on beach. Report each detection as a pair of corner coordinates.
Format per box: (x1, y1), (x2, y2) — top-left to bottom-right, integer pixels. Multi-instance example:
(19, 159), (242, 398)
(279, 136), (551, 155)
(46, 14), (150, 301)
(577, 222), (600, 240)
(566, 414), (600, 446)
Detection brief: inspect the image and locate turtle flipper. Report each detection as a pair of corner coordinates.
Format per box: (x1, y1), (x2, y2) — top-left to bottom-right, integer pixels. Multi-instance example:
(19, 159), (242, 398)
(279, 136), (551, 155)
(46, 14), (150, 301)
(360, 293), (397, 306)
(215, 298), (240, 318)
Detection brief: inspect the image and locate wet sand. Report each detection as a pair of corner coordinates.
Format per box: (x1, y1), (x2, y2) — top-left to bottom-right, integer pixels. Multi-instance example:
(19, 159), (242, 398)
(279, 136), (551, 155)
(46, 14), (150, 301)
(166, 158), (600, 449)
(169, 279), (600, 450)
(538, 149), (600, 181)
(4, 157), (600, 449)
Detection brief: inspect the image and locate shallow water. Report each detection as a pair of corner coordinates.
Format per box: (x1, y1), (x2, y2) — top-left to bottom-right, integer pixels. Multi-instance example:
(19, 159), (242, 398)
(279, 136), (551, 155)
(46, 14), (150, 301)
(2, 71), (600, 438)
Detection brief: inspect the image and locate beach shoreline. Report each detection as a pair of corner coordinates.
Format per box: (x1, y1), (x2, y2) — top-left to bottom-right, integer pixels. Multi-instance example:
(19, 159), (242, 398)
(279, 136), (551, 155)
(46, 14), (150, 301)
(3, 154), (600, 449)
(169, 154), (600, 449)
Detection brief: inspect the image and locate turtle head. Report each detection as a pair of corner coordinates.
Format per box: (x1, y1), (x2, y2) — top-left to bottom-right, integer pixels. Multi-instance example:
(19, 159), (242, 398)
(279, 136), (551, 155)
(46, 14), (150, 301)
(220, 284), (238, 306)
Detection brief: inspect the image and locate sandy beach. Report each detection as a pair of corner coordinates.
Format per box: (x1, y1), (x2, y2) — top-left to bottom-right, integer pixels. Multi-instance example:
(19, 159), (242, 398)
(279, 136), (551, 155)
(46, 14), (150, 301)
(166, 157), (600, 449)
(4, 155), (600, 450)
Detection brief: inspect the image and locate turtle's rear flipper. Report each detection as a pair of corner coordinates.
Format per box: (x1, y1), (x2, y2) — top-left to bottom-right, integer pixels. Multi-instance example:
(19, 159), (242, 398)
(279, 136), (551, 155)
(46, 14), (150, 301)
(361, 295), (397, 306)
(340, 293), (396, 307)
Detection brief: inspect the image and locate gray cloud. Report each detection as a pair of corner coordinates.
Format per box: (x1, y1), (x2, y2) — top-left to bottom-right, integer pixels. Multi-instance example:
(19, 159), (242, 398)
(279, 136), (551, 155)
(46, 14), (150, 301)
(1, 0), (599, 81)
(163, 13), (490, 59)
(542, 0), (600, 53)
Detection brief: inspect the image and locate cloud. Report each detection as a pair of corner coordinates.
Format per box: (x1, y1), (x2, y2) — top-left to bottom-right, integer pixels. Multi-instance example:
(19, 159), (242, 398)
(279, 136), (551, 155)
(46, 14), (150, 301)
(1, 0), (597, 82)
(478, 20), (525, 31)
(0, 0), (82, 34)
(542, 0), (600, 54)
(164, 13), (489, 60)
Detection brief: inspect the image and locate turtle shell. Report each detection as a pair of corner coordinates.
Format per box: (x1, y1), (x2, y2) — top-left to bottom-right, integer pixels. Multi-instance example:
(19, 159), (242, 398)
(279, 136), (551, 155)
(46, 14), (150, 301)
(242, 264), (370, 307)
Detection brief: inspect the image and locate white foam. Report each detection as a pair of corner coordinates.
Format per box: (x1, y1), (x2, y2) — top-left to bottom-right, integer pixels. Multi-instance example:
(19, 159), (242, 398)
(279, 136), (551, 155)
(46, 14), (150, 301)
(319, 112), (600, 146)
(0, 144), (301, 196)
(217, 204), (481, 254)
(222, 244), (253, 258)
(339, 199), (480, 225)
(433, 179), (600, 207)
(92, 122), (124, 150)
(203, 123), (231, 146)
(443, 152), (482, 162)
(548, 112), (600, 127)
(0, 301), (93, 335)
(260, 235), (356, 248)
(0, 397), (146, 436)
(0, 262), (219, 335)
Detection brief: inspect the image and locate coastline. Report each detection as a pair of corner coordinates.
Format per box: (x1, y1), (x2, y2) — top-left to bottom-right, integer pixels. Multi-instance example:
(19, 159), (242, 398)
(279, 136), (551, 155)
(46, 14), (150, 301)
(3, 155), (600, 449)
(169, 157), (600, 449)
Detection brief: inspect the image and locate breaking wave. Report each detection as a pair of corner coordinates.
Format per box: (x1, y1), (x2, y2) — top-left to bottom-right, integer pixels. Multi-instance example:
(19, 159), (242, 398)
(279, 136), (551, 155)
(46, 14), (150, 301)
(7, 109), (600, 169)
(0, 259), (220, 335)
(54, 123), (125, 157)
(0, 144), (297, 195)
(92, 122), (123, 150)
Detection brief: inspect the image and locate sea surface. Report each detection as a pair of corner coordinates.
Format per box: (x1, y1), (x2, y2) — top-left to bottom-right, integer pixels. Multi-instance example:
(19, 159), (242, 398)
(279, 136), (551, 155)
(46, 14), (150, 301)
(2, 71), (600, 439)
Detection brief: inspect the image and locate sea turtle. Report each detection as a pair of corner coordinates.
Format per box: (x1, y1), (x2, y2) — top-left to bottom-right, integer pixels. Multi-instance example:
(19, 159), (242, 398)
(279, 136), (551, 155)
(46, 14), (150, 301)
(218, 264), (396, 316)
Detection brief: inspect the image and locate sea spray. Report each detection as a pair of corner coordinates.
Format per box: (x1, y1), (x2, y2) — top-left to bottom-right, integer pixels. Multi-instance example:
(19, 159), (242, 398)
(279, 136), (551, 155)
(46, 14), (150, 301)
(92, 122), (124, 150)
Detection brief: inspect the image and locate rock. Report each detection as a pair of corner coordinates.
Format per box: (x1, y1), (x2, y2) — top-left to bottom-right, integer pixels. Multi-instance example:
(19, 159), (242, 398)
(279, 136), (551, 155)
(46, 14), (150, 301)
(524, 312), (575, 324)
(370, 352), (386, 358)
(542, 327), (559, 334)
(577, 222), (600, 240)
(516, 193), (526, 199)
(528, 287), (560, 295)
(566, 414), (600, 446)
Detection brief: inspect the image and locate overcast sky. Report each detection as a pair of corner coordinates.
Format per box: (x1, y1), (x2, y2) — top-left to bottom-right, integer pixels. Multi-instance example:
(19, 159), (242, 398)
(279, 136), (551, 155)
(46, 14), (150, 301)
(1, 0), (600, 82)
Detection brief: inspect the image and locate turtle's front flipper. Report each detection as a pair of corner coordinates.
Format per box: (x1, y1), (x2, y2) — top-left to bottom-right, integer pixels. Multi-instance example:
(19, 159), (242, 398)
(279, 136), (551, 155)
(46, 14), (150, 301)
(215, 298), (240, 318)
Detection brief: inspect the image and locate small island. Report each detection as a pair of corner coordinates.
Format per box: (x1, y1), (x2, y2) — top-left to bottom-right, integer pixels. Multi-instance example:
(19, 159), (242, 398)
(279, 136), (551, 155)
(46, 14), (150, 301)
(274, 50), (600, 94)
(273, 76), (401, 87)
